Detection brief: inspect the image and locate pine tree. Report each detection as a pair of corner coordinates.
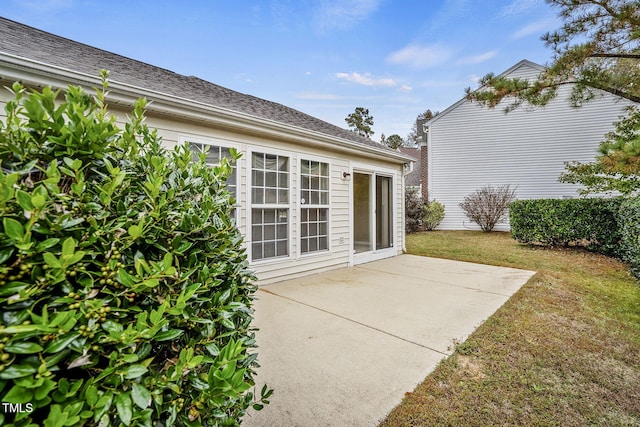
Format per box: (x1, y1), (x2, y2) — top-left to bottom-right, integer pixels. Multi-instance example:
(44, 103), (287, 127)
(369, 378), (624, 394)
(345, 107), (374, 138)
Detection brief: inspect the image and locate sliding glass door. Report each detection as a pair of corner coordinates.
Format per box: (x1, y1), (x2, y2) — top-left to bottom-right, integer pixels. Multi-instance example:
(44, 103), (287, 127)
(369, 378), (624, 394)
(376, 175), (393, 250)
(353, 172), (393, 257)
(354, 173), (373, 254)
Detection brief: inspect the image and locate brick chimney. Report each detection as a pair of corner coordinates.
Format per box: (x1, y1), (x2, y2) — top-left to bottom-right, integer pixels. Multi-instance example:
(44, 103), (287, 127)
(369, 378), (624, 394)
(416, 119), (429, 203)
(420, 138), (428, 202)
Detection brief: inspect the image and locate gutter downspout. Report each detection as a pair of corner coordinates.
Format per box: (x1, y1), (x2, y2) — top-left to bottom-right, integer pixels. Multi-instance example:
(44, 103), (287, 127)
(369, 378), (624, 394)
(420, 127), (429, 203)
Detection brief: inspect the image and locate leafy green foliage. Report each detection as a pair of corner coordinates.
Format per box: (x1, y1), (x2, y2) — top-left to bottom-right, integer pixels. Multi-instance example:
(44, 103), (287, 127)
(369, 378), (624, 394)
(422, 200), (445, 231)
(459, 185), (516, 232)
(0, 78), (271, 426)
(405, 187), (424, 234)
(617, 197), (640, 278)
(509, 198), (623, 256)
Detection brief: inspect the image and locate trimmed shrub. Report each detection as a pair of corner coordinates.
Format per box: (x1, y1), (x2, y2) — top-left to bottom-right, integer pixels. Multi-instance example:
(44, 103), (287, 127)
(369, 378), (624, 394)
(422, 200), (445, 231)
(617, 197), (640, 278)
(459, 185), (516, 232)
(509, 197), (623, 256)
(405, 187), (424, 234)
(0, 80), (270, 426)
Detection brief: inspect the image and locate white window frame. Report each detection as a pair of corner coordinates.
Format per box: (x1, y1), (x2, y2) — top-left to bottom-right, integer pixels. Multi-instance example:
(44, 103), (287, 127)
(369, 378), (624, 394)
(179, 135), (240, 222)
(298, 157), (331, 257)
(249, 148), (293, 263)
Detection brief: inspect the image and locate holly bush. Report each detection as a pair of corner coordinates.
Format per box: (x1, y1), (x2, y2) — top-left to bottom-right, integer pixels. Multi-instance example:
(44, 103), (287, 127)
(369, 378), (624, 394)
(0, 76), (271, 426)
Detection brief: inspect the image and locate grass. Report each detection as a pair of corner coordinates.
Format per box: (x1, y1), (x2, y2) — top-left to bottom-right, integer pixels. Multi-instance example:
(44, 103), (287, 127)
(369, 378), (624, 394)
(380, 230), (640, 427)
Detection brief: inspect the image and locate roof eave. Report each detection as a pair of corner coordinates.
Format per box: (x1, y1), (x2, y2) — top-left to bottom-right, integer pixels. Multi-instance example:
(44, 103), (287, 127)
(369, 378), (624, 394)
(0, 52), (413, 164)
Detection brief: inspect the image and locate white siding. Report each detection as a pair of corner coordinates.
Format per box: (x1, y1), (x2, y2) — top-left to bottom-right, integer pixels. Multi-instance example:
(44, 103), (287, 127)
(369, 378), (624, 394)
(139, 115), (405, 284)
(0, 88), (405, 284)
(428, 61), (635, 231)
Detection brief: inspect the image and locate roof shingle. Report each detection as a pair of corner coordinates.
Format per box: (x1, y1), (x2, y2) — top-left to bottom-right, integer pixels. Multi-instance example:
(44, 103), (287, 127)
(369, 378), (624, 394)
(0, 17), (395, 153)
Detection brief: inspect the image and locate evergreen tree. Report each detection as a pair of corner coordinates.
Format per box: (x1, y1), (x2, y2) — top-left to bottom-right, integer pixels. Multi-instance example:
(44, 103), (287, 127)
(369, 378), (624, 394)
(384, 134), (405, 149)
(345, 107), (374, 138)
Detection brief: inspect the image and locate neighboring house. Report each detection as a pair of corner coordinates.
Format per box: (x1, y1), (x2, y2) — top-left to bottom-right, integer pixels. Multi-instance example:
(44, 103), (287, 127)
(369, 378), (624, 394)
(423, 59), (637, 231)
(398, 147), (421, 190)
(0, 18), (414, 284)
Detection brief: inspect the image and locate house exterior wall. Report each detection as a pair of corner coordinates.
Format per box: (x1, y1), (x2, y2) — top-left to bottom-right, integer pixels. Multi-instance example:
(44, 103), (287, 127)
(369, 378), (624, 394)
(0, 89), (405, 284)
(427, 61), (635, 231)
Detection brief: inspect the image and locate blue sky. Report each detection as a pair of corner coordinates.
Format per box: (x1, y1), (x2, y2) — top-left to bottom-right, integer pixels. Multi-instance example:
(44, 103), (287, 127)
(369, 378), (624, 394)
(3, 0), (560, 142)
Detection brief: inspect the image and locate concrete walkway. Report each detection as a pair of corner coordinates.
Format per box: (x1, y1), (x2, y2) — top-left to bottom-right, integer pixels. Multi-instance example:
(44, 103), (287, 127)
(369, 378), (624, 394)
(244, 255), (535, 427)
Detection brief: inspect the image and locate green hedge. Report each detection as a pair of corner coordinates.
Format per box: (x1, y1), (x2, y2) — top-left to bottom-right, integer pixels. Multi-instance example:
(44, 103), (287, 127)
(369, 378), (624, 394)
(0, 79), (270, 426)
(509, 198), (624, 257)
(617, 197), (640, 278)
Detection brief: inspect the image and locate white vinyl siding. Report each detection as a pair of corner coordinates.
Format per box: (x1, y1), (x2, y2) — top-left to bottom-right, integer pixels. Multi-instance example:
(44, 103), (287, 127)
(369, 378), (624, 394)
(0, 87), (406, 285)
(427, 61), (635, 231)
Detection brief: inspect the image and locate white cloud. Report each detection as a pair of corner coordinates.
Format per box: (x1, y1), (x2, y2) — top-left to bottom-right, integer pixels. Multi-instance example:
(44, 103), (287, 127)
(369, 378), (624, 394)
(315, 0), (381, 31)
(234, 73), (253, 83)
(500, 0), (543, 16)
(512, 18), (556, 39)
(336, 72), (397, 87)
(398, 84), (413, 93)
(456, 50), (498, 65)
(428, 0), (472, 29)
(386, 43), (454, 69)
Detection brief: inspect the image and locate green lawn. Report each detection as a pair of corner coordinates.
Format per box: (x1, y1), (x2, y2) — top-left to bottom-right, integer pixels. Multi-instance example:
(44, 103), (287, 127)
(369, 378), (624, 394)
(380, 231), (640, 427)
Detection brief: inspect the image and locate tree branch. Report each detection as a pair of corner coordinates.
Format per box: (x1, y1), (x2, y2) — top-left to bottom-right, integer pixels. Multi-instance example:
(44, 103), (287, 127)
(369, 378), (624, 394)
(590, 53), (640, 59)
(586, 81), (640, 103)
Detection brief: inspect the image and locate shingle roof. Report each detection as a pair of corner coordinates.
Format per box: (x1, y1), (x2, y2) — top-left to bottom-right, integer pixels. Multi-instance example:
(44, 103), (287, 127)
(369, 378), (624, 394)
(398, 147), (419, 160)
(0, 17), (394, 153)
(399, 147), (421, 187)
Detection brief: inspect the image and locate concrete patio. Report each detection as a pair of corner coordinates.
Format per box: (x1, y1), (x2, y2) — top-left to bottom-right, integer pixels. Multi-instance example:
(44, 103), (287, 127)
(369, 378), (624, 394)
(244, 255), (536, 426)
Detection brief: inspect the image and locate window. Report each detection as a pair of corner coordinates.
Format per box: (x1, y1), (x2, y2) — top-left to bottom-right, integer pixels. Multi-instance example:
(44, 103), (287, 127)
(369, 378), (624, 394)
(300, 159), (329, 254)
(188, 142), (237, 198)
(251, 152), (289, 261)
